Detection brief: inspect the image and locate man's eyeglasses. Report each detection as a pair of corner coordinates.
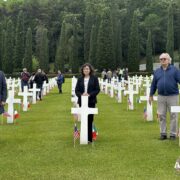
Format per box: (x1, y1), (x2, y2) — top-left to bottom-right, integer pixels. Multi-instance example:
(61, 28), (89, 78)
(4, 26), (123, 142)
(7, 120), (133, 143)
(160, 58), (167, 61)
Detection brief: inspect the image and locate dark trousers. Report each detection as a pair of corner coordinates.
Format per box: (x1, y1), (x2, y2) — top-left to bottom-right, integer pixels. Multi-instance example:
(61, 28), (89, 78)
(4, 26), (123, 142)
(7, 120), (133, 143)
(57, 83), (62, 93)
(36, 84), (43, 100)
(21, 81), (29, 92)
(88, 104), (95, 142)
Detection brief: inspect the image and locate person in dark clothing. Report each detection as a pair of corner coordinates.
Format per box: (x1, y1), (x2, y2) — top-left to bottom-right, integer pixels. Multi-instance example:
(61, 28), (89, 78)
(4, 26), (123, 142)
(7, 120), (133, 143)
(34, 69), (44, 100)
(56, 70), (64, 94)
(75, 63), (100, 143)
(42, 70), (49, 83)
(20, 68), (30, 91)
(29, 72), (35, 89)
(0, 71), (7, 114)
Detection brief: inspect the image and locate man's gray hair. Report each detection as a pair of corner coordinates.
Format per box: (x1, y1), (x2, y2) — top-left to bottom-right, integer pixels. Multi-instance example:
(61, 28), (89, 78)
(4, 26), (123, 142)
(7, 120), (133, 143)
(159, 53), (172, 64)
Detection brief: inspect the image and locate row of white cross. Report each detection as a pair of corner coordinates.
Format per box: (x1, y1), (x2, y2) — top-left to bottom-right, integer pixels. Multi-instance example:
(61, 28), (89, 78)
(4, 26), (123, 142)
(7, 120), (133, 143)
(5, 78), (57, 124)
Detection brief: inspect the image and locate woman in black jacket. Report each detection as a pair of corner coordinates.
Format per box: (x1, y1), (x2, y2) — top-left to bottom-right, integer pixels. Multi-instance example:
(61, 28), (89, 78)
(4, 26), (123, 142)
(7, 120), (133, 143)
(75, 63), (100, 143)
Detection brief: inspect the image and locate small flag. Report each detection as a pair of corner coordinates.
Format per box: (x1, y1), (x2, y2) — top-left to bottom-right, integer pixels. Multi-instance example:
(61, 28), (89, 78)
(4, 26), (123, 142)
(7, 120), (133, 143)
(74, 124), (80, 140)
(2, 112), (11, 118)
(92, 124), (98, 141)
(14, 110), (20, 119)
(143, 107), (147, 119)
(28, 103), (30, 108)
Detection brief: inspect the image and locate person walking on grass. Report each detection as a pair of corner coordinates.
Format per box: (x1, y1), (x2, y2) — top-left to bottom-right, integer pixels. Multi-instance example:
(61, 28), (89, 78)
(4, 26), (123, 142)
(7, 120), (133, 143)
(149, 53), (180, 140)
(34, 69), (44, 100)
(56, 70), (64, 94)
(75, 63), (100, 143)
(20, 68), (30, 91)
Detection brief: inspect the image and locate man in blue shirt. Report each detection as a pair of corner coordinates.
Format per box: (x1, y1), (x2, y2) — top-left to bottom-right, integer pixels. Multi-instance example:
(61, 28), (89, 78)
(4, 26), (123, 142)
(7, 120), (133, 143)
(149, 53), (180, 140)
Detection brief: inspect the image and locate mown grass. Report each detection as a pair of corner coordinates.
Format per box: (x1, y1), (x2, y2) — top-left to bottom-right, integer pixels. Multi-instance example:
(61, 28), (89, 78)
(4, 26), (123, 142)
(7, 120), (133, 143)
(0, 79), (180, 180)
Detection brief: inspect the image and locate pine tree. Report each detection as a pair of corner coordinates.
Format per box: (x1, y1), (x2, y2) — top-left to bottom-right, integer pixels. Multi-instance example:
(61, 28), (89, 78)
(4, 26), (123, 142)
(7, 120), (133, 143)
(55, 21), (66, 72)
(2, 30), (7, 72)
(84, 4), (97, 62)
(24, 27), (32, 72)
(96, 8), (115, 71)
(36, 27), (49, 72)
(14, 10), (25, 72)
(0, 23), (3, 70)
(116, 20), (122, 67)
(89, 25), (97, 67)
(69, 18), (79, 73)
(146, 30), (153, 72)
(4, 20), (14, 74)
(166, 4), (174, 64)
(128, 12), (139, 72)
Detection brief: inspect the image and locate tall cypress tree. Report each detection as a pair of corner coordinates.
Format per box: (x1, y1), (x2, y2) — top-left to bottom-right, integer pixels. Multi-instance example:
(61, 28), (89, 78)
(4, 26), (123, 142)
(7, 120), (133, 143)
(1, 29), (6, 72)
(89, 25), (97, 67)
(0, 23), (3, 70)
(116, 20), (122, 67)
(146, 30), (153, 72)
(111, 0), (120, 67)
(14, 10), (25, 72)
(55, 21), (66, 72)
(24, 27), (32, 72)
(4, 20), (14, 73)
(96, 8), (115, 71)
(127, 12), (139, 72)
(36, 27), (49, 72)
(166, 4), (174, 64)
(84, 4), (97, 62)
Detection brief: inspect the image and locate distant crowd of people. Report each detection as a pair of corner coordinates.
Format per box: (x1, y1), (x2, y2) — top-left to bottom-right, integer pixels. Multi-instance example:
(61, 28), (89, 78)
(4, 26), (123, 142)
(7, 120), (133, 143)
(101, 68), (128, 82)
(20, 68), (49, 100)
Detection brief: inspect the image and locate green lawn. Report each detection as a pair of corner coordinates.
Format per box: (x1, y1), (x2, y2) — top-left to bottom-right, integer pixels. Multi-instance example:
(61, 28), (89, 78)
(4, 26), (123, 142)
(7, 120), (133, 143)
(0, 79), (180, 180)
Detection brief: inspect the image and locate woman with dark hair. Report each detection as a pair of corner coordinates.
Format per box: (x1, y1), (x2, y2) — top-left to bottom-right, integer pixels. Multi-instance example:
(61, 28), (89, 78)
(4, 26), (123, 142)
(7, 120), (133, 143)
(75, 63), (100, 143)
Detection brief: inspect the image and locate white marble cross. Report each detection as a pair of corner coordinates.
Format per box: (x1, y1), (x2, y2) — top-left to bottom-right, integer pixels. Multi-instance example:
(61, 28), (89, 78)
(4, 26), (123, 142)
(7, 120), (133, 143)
(140, 87), (157, 121)
(71, 96), (98, 144)
(6, 90), (21, 124)
(114, 82), (125, 103)
(124, 84), (138, 110)
(18, 86), (33, 111)
(43, 81), (48, 96)
(29, 83), (40, 104)
(171, 106), (180, 146)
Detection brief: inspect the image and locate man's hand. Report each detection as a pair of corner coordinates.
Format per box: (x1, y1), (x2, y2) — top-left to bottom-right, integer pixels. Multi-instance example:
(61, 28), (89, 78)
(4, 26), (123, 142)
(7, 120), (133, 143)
(0, 101), (6, 106)
(149, 96), (153, 105)
(82, 93), (89, 96)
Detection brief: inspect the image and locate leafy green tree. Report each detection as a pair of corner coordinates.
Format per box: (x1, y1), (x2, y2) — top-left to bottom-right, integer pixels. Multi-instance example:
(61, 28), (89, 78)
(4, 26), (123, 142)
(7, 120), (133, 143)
(24, 27), (32, 72)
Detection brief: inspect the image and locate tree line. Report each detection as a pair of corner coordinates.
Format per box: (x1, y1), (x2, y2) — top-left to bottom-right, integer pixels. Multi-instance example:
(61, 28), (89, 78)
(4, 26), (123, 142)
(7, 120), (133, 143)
(0, 0), (180, 73)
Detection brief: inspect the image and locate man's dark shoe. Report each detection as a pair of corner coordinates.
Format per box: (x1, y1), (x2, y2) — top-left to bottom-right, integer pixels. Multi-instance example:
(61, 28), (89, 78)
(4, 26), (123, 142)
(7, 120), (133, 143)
(160, 135), (167, 140)
(170, 136), (176, 140)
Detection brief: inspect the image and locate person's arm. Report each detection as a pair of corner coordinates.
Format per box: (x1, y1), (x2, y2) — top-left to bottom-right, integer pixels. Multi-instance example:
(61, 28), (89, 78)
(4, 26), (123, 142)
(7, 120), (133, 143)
(89, 77), (100, 98)
(149, 73), (157, 104)
(175, 68), (180, 83)
(75, 78), (82, 98)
